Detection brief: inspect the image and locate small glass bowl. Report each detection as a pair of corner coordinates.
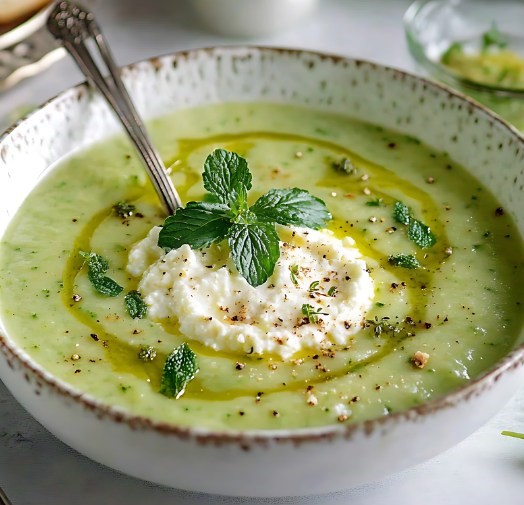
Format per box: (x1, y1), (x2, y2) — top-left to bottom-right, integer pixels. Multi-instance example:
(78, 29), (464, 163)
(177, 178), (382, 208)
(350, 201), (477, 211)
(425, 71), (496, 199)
(404, 0), (524, 130)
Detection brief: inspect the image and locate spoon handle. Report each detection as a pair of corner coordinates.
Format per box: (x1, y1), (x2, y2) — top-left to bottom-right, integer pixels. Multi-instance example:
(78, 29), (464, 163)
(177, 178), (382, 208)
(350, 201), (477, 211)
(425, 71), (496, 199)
(46, 1), (182, 215)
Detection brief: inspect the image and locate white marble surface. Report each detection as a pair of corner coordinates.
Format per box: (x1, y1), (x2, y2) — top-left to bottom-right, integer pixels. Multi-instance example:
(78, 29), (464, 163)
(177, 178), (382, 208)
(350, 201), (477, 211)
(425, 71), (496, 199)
(1, 1), (523, 503)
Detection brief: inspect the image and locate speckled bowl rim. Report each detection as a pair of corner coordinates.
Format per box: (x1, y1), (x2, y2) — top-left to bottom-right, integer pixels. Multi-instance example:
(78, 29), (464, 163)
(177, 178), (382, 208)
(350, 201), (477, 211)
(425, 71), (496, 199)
(1, 46), (524, 445)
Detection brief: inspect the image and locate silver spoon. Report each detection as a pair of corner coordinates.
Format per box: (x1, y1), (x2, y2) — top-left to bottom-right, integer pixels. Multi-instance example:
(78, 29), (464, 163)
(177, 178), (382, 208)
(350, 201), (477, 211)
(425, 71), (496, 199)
(0, 486), (13, 505)
(46, 1), (182, 215)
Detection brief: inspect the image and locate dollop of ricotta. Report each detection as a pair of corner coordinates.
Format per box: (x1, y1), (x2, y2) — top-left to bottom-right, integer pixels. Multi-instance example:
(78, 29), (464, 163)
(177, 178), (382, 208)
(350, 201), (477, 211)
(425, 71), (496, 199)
(127, 226), (374, 359)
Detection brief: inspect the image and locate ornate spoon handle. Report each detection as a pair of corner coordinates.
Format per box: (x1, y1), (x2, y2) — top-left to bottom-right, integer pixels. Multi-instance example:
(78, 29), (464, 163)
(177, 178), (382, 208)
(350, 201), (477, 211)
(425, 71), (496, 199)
(46, 1), (182, 215)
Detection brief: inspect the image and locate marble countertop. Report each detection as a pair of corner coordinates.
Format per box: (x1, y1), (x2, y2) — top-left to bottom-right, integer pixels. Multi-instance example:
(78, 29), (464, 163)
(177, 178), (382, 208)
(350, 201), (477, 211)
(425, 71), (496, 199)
(1, 1), (523, 503)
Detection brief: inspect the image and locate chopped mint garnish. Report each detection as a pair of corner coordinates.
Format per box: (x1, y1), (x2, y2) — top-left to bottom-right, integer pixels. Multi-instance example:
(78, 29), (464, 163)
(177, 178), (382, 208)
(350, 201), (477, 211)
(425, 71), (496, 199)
(79, 251), (123, 296)
(138, 345), (157, 361)
(332, 157), (356, 174)
(160, 342), (199, 399)
(366, 198), (382, 207)
(392, 200), (436, 249)
(301, 303), (328, 324)
(125, 290), (148, 319)
(113, 201), (136, 218)
(158, 149), (331, 287)
(482, 23), (508, 52)
(388, 254), (421, 269)
(501, 430), (524, 440)
(407, 219), (437, 249)
(327, 286), (337, 297)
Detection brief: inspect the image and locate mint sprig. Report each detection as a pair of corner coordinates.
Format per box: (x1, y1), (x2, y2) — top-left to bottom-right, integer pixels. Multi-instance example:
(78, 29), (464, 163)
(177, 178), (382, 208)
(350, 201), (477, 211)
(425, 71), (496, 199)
(160, 342), (199, 399)
(158, 149), (331, 287)
(393, 201), (436, 249)
(79, 251), (123, 296)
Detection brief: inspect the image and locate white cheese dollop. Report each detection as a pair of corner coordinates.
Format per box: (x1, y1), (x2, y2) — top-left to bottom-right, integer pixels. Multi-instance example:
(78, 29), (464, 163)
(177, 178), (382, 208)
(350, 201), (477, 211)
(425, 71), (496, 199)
(127, 226), (374, 359)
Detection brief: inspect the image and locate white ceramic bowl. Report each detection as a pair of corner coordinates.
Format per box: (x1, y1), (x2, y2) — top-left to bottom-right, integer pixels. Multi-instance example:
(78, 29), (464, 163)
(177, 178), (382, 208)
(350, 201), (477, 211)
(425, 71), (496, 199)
(0, 47), (523, 497)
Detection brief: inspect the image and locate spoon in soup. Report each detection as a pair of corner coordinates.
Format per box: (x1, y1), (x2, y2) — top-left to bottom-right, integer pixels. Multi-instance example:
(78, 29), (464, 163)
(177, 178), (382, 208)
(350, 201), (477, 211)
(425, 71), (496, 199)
(46, 1), (182, 215)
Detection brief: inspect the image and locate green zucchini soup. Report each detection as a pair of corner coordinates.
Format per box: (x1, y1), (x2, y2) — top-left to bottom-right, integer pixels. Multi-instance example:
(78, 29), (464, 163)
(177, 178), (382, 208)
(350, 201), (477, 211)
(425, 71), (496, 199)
(0, 102), (522, 430)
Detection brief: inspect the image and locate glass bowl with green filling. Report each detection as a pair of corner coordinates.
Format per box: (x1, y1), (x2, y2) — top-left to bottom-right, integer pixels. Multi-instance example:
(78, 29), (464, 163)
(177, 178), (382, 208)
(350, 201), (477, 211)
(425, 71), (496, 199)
(404, 0), (524, 130)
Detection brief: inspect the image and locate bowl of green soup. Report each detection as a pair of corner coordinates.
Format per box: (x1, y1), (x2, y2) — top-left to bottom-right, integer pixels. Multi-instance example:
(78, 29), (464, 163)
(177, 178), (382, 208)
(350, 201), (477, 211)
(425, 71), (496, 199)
(0, 47), (523, 497)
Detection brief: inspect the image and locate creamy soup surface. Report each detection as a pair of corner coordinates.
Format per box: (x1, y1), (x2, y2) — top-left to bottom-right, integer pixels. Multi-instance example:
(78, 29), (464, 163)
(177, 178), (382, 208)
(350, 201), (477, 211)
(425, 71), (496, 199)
(0, 102), (523, 430)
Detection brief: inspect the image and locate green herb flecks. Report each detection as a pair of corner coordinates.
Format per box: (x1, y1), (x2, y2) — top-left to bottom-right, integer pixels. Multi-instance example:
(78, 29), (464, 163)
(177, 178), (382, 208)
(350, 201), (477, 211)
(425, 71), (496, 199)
(365, 316), (401, 338)
(366, 198), (382, 207)
(388, 254), (421, 269)
(392, 201), (436, 249)
(327, 286), (338, 297)
(113, 201), (136, 218)
(138, 345), (157, 361)
(501, 430), (524, 440)
(301, 303), (328, 324)
(332, 157), (356, 174)
(309, 280), (320, 292)
(125, 290), (148, 319)
(79, 251), (123, 296)
(289, 264), (299, 286)
(482, 23), (508, 52)
(160, 343), (199, 399)
(158, 149), (331, 287)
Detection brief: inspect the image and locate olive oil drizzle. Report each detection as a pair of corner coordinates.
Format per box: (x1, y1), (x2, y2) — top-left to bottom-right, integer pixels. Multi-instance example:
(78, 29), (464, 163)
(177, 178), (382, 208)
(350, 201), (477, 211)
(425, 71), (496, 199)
(61, 130), (450, 402)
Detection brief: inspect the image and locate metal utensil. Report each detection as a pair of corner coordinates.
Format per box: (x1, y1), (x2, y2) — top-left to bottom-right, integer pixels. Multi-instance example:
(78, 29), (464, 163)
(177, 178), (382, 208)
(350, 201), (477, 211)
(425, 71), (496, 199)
(0, 6), (64, 92)
(0, 486), (13, 505)
(46, 1), (182, 215)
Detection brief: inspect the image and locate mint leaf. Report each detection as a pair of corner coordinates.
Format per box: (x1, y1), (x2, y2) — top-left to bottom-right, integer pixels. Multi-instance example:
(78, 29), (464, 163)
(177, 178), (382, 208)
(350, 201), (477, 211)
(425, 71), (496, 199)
(160, 342), (199, 399)
(393, 201), (436, 249)
(388, 254), (420, 269)
(80, 251), (123, 296)
(158, 202), (231, 251)
(393, 201), (411, 226)
(203, 149), (252, 207)
(228, 222), (280, 287)
(408, 219), (437, 249)
(125, 290), (147, 319)
(250, 188), (331, 229)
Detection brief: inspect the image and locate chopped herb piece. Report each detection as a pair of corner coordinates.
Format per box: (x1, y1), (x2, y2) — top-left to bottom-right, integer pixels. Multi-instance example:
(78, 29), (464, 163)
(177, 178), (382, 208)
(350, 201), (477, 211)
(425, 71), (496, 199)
(289, 264), (299, 285)
(158, 149), (331, 287)
(160, 342), (199, 399)
(113, 201), (136, 218)
(365, 198), (382, 207)
(388, 254), (421, 269)
(309, 280), (320, 292)
(393, 201), (411, 226)
(332, 157), (356, 174)
(393, 201), (436, 249)
(79, 251), (123, 296)
(327, 286), (338, 297)
(482, 23), (508, 52)
(441, 42), (463, 64)
(376, 302), (385, 307)
(125, 290), (148, 319)
(408, 219), (437, 249)
(301, 303), (328, 324)
(138, 345), (157, 361)
(365, 316), (400, 337)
